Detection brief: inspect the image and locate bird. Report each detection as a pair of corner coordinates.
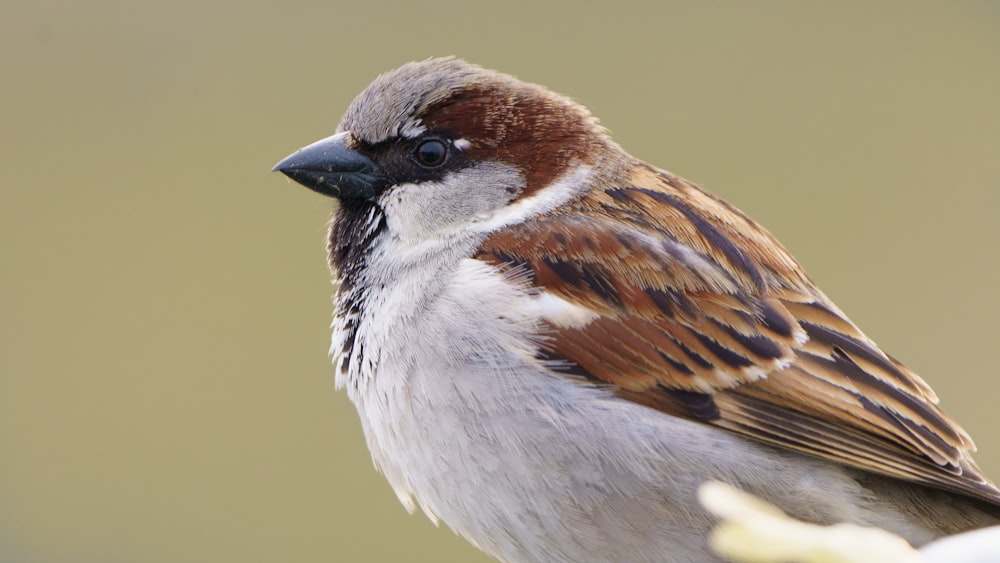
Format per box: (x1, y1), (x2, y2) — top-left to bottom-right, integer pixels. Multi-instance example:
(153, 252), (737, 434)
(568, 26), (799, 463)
(273, 57), (1000, 562)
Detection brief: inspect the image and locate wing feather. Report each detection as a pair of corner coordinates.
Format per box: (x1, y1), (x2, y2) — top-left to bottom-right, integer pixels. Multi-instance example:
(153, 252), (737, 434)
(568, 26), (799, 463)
(477, 163), (1000, 504)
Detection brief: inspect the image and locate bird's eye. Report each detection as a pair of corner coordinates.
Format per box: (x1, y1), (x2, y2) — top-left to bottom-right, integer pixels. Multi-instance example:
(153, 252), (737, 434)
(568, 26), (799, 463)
(414, 139), (448, 168)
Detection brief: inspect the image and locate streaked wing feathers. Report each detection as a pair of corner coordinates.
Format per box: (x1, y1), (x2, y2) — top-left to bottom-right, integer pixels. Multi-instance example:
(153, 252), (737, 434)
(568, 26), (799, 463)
(476, 162), (1000, 504)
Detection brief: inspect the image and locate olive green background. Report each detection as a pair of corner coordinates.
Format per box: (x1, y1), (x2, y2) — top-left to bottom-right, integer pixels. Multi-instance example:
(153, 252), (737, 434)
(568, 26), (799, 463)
(2, 1), (999, 562)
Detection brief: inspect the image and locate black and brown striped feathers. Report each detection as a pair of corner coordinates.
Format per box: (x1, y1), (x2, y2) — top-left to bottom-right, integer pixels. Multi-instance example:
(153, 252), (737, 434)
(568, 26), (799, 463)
(477, 159), (1000, 505)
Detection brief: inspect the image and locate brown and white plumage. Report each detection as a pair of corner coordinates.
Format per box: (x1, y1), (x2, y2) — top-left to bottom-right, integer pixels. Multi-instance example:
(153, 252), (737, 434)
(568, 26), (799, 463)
(275, 57), (1000, 562)
(478, 161), (998, 503)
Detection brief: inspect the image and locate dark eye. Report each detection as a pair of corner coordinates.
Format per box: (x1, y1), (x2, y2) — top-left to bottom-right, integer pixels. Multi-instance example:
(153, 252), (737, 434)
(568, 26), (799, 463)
(414, 139), (448, 168)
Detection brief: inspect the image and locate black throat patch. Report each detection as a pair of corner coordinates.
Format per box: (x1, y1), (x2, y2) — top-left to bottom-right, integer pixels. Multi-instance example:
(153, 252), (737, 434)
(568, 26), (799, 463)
(328, 199), (386, 381)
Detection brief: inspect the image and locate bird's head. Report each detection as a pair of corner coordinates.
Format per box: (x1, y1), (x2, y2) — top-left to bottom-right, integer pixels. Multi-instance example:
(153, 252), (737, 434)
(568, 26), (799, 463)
(274, 57), (619, 250)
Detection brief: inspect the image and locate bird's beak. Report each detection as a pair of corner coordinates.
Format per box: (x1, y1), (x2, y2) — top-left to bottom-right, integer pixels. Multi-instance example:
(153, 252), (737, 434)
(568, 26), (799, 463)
(272, 132), (383, 200)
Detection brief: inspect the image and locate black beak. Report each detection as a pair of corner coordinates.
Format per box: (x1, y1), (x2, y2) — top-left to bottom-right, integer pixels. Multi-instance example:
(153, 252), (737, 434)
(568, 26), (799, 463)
(272, 132), (383, 200)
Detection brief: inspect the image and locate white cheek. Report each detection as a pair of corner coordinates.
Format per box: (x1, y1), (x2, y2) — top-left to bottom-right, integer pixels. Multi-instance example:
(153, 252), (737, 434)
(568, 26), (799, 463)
(381, 182), (426, 242)
(471, 164), (593, 233)
(378, 162), (525, 245)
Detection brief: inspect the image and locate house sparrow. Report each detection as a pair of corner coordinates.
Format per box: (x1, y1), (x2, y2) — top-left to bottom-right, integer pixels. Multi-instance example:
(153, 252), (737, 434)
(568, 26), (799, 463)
(273, 57), (1000, 562)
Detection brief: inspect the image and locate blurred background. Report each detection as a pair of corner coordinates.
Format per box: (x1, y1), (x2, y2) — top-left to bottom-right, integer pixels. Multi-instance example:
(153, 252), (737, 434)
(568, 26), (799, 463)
(2, 1), (999, 562)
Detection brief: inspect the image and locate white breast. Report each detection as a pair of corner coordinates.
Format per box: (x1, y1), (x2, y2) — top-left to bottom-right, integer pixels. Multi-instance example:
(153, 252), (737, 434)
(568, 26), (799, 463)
(330, 255), (918, 562)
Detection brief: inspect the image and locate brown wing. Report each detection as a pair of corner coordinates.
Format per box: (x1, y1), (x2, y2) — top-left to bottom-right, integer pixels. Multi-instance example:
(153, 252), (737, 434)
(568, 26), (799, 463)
(476, 162), (1000, 504)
